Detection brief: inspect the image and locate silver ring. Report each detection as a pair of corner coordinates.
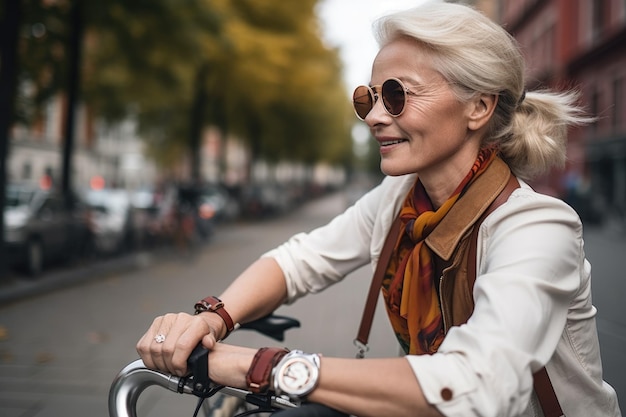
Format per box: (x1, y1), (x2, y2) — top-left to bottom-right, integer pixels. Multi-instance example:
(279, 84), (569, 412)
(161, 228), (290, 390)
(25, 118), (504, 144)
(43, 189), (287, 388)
(154, 334), (166, 343)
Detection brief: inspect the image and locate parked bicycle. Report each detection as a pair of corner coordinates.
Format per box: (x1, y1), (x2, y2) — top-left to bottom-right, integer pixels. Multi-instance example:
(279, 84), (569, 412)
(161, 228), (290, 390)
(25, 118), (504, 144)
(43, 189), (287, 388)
(109, 315), (302, 417)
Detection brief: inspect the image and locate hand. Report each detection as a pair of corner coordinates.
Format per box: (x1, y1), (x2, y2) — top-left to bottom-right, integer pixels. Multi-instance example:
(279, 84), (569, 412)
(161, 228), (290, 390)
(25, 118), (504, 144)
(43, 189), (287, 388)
(136, 312), (225, 376)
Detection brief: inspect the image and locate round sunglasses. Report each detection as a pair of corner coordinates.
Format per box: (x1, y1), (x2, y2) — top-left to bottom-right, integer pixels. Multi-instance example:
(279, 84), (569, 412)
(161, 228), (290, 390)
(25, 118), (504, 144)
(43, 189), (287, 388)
(352, 77), (416, 120)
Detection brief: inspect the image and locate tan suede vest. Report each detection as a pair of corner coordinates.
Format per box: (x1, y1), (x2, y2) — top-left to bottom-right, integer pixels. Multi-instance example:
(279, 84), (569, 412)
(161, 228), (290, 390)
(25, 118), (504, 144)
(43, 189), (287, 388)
(361, 158), (562, 416)
(425, 157), (514, 331)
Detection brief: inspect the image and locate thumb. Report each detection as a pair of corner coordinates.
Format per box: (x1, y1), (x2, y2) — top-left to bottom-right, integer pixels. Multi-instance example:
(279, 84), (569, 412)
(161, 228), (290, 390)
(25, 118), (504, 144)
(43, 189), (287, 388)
(201, 332), (218, 349)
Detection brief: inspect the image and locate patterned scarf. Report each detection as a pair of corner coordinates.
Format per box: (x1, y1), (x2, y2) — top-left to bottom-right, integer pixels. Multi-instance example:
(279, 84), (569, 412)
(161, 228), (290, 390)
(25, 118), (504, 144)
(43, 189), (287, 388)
(382, 148), (496, 355)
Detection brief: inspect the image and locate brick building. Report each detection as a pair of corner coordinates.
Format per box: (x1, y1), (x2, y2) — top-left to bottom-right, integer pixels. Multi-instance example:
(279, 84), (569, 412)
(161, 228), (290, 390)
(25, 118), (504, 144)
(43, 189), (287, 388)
(495, 0), (626, 224)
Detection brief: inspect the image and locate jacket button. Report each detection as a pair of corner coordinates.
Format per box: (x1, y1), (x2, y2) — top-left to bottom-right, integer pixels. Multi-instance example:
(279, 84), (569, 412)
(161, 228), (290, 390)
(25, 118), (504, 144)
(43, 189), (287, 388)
(441, 388), (453, 401)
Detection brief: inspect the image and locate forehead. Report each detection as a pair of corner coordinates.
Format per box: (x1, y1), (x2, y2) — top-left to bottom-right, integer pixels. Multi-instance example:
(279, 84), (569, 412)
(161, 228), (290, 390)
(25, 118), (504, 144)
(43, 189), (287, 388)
(371, 37), (442, 84)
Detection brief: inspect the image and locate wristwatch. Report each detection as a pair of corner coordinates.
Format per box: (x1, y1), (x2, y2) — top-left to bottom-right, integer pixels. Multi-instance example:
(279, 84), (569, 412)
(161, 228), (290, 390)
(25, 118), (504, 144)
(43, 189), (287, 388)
(272, 350), (321, 401)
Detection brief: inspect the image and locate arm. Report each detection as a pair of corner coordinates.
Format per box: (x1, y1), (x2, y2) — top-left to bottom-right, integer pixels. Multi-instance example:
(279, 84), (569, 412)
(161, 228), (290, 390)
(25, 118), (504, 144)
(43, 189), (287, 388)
(205, 343), (444, 417)
(137, 176), (415, 402)
(135, 188), (380, 376)
(136, 174), (389, 375)
(312, 357), (444, 417)
(136, 256), (288, 375)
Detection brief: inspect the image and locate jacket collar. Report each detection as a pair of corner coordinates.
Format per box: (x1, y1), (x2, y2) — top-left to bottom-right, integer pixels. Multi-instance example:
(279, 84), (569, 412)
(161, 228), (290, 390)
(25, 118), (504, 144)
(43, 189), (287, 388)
(425, 157), (512, 260)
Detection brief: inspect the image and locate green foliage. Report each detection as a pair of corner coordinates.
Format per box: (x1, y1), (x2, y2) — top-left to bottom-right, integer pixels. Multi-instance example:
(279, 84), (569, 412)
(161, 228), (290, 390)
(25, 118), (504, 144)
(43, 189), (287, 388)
(14, 0), (69, 123)
(14, 0), (354, 176)
(217, 0), (353, 165)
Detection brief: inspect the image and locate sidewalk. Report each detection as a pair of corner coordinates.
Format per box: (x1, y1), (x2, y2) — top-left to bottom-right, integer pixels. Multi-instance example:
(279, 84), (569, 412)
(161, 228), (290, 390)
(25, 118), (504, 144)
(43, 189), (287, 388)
(0, 251), (156, 307)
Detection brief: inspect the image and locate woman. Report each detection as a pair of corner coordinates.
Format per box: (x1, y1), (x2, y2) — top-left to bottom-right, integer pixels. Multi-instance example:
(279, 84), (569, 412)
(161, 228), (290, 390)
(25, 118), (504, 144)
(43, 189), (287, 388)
(137, 2), (621, 416)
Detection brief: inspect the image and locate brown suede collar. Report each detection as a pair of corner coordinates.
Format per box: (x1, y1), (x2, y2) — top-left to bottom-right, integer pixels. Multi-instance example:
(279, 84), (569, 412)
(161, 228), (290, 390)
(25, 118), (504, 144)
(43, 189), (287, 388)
(425, 157), (512, 261)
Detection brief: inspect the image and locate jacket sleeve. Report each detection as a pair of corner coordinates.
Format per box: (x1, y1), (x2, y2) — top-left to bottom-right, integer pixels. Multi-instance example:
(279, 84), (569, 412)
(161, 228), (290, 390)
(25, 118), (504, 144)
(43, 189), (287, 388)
(261, 179), (385, 303)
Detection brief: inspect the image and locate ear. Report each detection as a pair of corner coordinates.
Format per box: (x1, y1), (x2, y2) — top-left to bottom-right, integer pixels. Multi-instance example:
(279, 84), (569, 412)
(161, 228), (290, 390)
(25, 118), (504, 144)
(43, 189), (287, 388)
(467, 94), (498, 131)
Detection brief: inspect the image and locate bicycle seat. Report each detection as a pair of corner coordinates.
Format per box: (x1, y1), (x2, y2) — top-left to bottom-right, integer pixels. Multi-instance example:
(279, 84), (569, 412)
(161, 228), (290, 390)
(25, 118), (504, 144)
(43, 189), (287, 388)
(239, 314), (300, 342)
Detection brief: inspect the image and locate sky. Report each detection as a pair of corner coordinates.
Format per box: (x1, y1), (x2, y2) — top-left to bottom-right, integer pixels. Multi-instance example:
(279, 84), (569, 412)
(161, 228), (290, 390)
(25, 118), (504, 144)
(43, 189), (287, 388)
(316, 0), (429, 94)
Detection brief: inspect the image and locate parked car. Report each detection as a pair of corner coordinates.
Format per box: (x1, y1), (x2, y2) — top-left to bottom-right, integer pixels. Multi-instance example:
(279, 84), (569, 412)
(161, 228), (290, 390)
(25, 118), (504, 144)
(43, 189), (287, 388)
(3, 183), (93, 276)
(82, 188), (134, 255)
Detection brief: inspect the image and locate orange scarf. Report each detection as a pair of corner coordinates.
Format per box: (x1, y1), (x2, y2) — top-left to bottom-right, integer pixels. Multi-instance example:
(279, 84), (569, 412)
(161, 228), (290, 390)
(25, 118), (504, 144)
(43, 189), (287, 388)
(382, 149), (496, 354)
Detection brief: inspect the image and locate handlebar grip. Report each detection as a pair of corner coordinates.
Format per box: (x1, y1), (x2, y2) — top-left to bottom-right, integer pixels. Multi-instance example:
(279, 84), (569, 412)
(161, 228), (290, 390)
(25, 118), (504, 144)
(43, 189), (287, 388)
(187, 344), (210, 393)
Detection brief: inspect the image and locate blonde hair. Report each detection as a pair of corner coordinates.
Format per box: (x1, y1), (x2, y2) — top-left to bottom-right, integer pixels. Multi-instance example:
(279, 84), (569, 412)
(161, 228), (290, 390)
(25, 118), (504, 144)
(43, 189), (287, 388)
(374, 1), (591, 180)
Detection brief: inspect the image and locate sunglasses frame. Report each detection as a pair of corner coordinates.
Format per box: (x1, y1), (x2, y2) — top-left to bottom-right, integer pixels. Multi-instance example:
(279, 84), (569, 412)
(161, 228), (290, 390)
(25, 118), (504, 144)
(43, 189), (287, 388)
(352, 77), (415, 121)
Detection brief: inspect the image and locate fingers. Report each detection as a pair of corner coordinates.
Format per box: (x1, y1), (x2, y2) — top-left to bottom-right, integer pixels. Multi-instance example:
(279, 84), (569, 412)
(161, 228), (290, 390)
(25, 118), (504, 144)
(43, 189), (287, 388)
(136, 315), (165, 370)
(168, 316), (214, 375)
(150, 313), (178, 374)
(136, 312), (212, 376)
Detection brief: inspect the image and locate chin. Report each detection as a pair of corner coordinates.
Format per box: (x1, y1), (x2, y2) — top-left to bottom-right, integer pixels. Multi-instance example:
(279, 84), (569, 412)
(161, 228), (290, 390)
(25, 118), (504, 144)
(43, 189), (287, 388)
(380, 162), (415, 177)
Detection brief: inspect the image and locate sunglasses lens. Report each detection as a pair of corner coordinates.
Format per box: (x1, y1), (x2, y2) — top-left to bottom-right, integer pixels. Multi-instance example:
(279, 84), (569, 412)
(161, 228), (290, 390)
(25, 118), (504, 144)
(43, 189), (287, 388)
(382, 79), (406, 116)
(353, 86), (373, 120)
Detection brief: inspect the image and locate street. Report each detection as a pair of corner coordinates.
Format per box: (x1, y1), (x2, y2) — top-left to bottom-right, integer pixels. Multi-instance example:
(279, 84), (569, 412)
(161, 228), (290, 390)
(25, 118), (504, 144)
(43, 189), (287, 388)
(0, 190), (624, 416)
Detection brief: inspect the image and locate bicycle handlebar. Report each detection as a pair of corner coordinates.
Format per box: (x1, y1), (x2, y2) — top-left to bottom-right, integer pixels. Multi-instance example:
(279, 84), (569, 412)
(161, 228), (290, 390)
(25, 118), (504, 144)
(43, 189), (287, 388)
(109, 314), (302, 417)
(108, 358), (188, 417)
(108, 358), (298, 417)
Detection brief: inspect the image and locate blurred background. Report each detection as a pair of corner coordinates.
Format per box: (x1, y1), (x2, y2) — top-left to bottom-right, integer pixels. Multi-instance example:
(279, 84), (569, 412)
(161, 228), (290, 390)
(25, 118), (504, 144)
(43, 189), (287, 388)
(0, 0), (624, 415)
(1, 0), (625, 277)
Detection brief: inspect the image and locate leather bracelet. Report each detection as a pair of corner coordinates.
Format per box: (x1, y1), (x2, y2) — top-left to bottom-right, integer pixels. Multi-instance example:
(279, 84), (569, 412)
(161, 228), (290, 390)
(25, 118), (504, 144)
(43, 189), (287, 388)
(246, 347), (289, 394)
(194, 296), (238, 339)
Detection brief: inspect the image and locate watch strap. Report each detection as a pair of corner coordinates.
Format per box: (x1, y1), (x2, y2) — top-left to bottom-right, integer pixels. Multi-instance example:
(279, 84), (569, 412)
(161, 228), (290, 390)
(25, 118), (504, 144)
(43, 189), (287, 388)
(246, 347), (289, 394)
(194, 296), (237, 339)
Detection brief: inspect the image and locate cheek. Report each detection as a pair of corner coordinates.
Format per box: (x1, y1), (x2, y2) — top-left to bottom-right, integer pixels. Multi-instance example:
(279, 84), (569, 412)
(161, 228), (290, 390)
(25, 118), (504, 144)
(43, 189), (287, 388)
(407, 98), (468, 135)
(403, 93), (441, 117)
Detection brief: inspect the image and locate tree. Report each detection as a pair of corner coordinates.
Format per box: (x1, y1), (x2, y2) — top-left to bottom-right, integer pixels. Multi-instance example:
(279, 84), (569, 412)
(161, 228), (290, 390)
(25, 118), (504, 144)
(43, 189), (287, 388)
(205, 0), (353, 180)
(61, 0), (83, 205)
(11, 0), (353, 189)
(83, 0), (221, 174)
(79, 0), (355, 183)
(0, 0), (22, 278)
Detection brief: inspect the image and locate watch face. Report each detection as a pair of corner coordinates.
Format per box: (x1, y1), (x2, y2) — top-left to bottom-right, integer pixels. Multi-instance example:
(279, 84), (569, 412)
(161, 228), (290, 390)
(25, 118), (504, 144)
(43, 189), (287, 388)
(276, 356), (319, 397)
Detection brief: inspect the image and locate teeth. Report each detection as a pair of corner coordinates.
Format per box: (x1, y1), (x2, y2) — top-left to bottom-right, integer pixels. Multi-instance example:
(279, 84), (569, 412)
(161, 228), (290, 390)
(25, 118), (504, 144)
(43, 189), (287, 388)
(380, 140), (404, 146)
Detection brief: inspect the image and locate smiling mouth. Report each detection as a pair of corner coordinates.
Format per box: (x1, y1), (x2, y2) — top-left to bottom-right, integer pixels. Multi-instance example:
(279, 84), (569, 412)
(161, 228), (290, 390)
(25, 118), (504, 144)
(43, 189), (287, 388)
(379, 139), (407, 146)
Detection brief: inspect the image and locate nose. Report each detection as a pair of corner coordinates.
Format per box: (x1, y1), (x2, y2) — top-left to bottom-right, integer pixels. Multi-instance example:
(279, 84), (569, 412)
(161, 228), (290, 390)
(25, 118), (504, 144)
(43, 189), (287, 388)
(364, 94), (391, 126)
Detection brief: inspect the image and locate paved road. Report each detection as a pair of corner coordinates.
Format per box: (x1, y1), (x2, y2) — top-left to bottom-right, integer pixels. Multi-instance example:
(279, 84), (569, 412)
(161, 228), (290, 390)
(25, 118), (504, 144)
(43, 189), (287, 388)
(0, 190), (623, 416)
(578, 223), (626, 408)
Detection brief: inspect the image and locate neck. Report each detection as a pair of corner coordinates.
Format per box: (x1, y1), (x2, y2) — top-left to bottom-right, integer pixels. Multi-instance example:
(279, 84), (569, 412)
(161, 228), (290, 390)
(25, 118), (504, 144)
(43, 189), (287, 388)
(420, 151), (479, 209)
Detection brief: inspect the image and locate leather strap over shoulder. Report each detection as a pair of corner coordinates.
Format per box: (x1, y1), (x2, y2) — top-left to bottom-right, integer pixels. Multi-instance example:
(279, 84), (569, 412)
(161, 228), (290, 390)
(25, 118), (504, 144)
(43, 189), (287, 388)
(354, 215), (402, 358)
(426, 157), (512, 261)
(355, 160), (563, 417)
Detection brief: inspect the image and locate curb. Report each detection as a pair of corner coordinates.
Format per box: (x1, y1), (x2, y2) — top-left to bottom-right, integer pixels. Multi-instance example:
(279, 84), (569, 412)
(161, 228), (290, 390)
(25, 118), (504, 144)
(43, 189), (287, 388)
(0, 251), (154, 307)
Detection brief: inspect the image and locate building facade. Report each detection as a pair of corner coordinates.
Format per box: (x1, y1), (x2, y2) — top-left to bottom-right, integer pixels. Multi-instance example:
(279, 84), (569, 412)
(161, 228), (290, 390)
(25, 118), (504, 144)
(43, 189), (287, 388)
(8, 93), (158, 193)
(497, 0), (626, 224)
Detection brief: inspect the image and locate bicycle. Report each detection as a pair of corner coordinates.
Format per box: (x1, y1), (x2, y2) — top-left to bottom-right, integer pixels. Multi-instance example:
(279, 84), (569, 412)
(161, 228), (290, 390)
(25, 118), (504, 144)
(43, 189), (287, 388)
(109, 314), (303, 417)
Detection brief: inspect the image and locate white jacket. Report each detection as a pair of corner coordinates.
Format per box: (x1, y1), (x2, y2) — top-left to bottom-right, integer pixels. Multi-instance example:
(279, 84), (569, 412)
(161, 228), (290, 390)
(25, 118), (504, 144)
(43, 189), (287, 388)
(263, 174), (622, 417)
